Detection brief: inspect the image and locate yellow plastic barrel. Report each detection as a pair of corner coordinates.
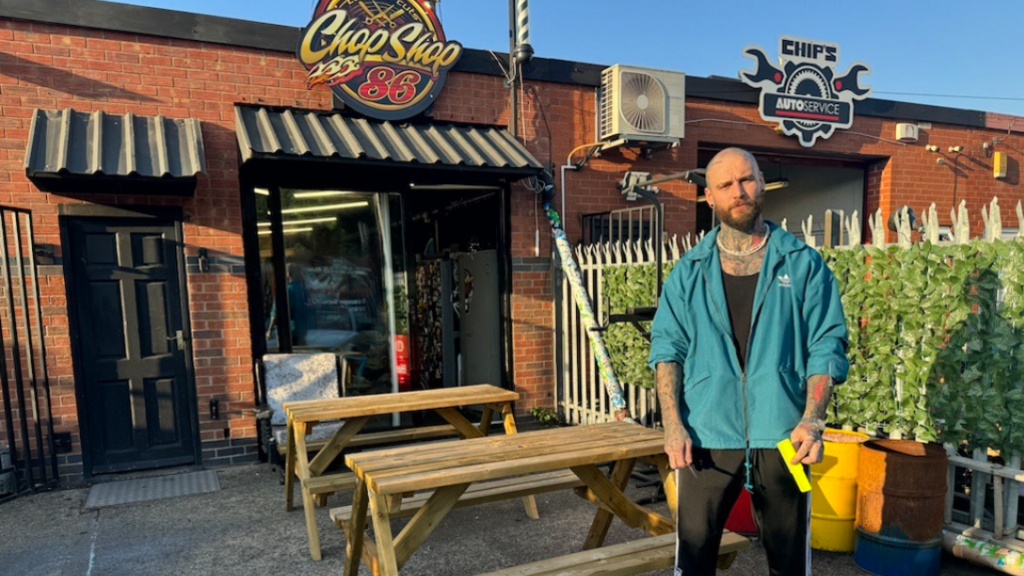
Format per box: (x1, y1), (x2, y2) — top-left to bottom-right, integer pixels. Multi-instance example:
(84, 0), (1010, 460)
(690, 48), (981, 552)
(810, 428), (869, 551)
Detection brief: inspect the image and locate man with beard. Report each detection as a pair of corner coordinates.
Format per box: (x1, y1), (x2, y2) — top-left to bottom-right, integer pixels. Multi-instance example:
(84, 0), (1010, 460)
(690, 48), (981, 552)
(648, 147), (848, 575)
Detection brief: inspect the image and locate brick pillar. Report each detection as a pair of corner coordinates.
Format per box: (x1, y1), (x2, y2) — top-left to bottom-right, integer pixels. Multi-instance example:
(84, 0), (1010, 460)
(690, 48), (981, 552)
(510, 259), (554, 417)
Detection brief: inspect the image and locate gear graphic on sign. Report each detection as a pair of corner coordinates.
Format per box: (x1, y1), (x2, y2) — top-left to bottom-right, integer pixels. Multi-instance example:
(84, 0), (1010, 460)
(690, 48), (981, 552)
(785, 66), (832, 130)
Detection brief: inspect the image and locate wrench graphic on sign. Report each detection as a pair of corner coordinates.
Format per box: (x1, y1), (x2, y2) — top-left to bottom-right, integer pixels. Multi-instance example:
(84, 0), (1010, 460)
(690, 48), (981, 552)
(740, 46), (785, 89)
(832, 64), (870, 97)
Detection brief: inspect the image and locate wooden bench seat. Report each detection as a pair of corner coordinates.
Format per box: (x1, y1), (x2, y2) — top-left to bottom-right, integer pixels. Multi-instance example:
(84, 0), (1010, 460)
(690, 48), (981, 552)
(331, 470), (583, 525)
(277, 423), (471, 457)
(472, 531), (748, 575)
(303, 472), (358, 497)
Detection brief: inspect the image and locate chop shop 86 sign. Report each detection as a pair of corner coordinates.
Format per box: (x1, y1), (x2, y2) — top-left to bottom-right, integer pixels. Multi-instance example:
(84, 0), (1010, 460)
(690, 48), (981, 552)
(741, 37), (871, 147)
(298, 0), (463, 120)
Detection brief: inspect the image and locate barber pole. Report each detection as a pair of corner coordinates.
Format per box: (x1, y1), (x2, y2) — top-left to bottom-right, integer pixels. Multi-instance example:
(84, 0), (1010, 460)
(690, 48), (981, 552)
(516, 0), (529, 47)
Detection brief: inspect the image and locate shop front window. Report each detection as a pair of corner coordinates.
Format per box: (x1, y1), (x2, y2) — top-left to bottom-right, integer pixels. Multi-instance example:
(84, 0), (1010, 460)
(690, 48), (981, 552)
(256, 189), (405, 397)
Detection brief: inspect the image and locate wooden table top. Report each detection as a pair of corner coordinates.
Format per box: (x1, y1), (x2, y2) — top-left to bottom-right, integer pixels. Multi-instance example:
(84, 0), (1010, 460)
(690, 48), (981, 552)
(283, 384), (518, 423)
(346, 421), (665, 496)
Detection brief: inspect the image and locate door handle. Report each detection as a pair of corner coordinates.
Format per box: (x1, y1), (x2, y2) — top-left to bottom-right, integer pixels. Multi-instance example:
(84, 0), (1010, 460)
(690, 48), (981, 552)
(167, 330), (187, 351)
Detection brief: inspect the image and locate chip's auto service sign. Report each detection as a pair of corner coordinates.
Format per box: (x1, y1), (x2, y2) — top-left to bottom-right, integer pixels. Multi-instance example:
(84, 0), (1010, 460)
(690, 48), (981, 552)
(741, 36), (871, 147)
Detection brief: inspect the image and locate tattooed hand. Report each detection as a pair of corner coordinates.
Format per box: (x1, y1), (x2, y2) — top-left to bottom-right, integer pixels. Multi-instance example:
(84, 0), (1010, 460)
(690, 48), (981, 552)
(665, 421), (694, 469)
(656, 362), (694, 469)
(791, 373), (832, 464)
(790, 419), (824, 465)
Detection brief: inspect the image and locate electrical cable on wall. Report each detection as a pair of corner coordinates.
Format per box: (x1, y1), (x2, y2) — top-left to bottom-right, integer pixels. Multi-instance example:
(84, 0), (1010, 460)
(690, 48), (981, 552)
(517, 62), (541, 254)
(952, 150), (965, 208)
(566, 142), (604, 167)
(519, 62), (527, 145)
(875, 91), (1024, 102)
(488, 50), (512, 83)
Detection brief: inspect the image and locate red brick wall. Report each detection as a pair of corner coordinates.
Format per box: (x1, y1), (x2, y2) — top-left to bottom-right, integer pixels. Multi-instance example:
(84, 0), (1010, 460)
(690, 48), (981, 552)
(0, 19), (340, 483)
(2, 17), (1023, 481)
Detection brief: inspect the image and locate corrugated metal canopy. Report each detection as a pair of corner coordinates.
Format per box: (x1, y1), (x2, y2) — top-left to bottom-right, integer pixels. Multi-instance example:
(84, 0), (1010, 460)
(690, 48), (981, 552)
(25, 108), (205, 185)
(234, 104), (543, 176)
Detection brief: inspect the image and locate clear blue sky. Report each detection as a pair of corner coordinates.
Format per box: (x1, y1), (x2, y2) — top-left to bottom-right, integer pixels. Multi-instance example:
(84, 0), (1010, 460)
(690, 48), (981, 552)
(111, 0), (1024, 117)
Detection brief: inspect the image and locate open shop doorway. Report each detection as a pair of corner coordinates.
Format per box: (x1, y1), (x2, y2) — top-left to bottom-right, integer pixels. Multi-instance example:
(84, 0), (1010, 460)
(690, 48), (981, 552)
(405, 186), (509, 391)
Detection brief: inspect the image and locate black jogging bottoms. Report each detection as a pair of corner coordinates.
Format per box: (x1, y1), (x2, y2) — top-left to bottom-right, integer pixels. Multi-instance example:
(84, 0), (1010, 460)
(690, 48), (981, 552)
(674, 448), (810, 576)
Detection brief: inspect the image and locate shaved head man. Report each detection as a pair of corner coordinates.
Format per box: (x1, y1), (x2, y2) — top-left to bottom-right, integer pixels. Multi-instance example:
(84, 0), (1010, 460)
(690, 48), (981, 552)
(648, 147), (849, 575)
(705, 147), (766, 233)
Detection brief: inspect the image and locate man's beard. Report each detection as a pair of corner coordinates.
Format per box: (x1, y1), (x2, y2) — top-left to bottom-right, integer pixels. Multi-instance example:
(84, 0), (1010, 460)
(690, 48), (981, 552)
(714, 196), (764, 232)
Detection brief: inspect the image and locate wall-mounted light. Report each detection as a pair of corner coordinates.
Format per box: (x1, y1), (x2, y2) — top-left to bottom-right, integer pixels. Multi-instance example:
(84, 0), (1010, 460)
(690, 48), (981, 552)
(409, 183), (502, 191)
(948, 145), (963, 153)
(895, 123), (919, 143)
(33, 243), (56, 265)
(280, 201), (368, 214)
(292, 190), (362, 199)
(257, 227), (315, 236)
(198, 248), (210, 273)
(257, 217), (336, 227)
(925, 145), (940, 152)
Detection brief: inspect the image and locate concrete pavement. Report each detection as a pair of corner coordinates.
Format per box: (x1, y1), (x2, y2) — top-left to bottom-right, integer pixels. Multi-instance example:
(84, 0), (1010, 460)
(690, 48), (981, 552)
(0, 463), (993, 575)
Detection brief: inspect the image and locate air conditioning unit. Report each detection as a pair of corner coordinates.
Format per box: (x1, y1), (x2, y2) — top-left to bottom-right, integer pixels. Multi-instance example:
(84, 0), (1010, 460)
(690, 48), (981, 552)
(600, 64), (685, 144)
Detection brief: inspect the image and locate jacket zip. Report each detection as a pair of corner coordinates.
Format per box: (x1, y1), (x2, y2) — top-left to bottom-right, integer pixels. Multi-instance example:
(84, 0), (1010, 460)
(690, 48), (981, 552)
(701, 263), (752, 467)
(706, 252), (786, 491)
(739, 274), (767, 490)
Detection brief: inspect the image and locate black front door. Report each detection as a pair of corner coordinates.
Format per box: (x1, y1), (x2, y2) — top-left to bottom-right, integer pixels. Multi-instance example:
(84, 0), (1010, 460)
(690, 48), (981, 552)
(65, 218), (197, 474)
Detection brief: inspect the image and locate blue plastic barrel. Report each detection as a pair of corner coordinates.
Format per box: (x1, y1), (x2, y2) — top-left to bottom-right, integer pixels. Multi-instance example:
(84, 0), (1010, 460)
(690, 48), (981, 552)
(854, 528), (942, 576)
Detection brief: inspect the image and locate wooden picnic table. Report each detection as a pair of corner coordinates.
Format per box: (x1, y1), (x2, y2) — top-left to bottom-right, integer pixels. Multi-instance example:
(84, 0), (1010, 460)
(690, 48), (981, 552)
(341, 420), (750, 576)
(283, 384), (533, 561)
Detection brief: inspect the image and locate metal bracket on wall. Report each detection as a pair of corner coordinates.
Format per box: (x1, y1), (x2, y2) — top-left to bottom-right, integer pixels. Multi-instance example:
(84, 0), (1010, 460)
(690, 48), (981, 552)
(601, 139), (679, 160)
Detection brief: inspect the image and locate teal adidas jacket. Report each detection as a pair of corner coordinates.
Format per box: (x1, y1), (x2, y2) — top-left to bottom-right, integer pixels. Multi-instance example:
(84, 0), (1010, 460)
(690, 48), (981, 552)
(647, 221), (849, 449)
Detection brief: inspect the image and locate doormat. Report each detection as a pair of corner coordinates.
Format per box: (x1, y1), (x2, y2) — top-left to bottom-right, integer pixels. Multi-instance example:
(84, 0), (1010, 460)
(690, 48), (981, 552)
(85, 470), (220, 509)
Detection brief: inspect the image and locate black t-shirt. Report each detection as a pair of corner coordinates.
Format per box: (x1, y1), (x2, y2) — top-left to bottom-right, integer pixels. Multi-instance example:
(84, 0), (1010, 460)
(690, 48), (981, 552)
(722, 270), (759, 370)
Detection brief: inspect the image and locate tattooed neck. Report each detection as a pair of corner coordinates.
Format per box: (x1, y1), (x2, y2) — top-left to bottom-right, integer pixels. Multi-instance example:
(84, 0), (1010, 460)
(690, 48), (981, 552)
(718, 218), (767, 276)
(718, 218), (767, 253)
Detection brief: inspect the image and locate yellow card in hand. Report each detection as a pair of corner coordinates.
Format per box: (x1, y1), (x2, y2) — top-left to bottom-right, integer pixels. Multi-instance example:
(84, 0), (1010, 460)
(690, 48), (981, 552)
(776, 438), (812, 493)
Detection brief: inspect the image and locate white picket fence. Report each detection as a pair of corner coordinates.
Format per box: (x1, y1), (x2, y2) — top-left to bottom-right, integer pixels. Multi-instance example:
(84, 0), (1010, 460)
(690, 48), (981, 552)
(558, 235), (695, 426)
(556, 198), (1024, 552)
